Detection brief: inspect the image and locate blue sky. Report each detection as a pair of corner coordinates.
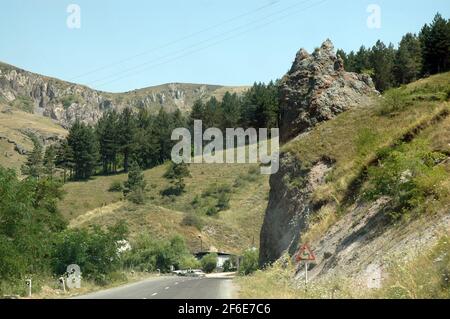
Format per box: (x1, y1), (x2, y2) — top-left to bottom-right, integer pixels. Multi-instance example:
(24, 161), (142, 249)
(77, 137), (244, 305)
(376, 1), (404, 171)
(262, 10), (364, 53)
(0, 0), (449, 92)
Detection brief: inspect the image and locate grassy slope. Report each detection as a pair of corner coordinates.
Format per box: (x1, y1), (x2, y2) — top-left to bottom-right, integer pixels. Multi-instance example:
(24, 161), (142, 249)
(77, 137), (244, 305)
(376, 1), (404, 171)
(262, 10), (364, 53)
(284, 72), (450, 207)
(238, 72), (450, 298)
(62, 160), (269, 254)
(0, 103), (67, 170)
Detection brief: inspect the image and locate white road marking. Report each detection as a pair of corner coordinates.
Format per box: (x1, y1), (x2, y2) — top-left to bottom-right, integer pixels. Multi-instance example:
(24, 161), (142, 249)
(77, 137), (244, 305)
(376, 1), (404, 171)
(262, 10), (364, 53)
(175, 282), (178, 285)
(165, 286), (169, 289)
(152, 293), (158, 296)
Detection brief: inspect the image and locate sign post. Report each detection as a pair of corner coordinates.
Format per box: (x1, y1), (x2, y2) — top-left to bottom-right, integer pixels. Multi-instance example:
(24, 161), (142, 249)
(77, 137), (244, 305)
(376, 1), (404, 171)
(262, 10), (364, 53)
(295, 244), (316, 289)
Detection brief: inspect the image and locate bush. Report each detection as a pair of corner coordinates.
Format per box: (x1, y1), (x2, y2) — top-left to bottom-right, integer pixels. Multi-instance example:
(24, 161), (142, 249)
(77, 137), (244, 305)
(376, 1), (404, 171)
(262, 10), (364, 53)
(206, 205), (219, 216)
(181, 213), (204, 230)
(364, 140), (449, 220)
(51, 221), (128, 283)
(179, 255), (201, 270)
(127, 188), (145, 204)
(122, 235), (190, 273)
(108, 180), (123, 192)
(223, 259), (236, 272)
(239, 249), (259, 276)
(378, 88), (410, 116)
(201, 253), (218, 273)
(199, 183), (232, 215)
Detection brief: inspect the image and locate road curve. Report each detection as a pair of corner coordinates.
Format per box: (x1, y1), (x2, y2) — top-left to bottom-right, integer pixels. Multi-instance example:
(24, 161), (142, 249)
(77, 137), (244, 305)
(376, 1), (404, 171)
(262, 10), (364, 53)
(73, 276), (236, 299)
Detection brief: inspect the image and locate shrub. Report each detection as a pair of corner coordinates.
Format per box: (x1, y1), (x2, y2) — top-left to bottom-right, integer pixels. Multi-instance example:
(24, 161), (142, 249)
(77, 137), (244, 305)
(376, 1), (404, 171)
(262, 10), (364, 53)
(181, 213), (204, 230)
(378, 88), (410, 116)
(51, 221), (128, 283)
(122, 235), (190, 273)
(223, 259), (236, 272)
(127, 188), (145, 204)
(201, 253), (218, 273)
(364, 140), (449, 220)
(108, 180), (123, 192)
(239, 249), (259, 276)
(216, 192), (230, 211)
(200, 183), (232, 215)
(206, 205), (219, 216)
(179, 255), (201, 270)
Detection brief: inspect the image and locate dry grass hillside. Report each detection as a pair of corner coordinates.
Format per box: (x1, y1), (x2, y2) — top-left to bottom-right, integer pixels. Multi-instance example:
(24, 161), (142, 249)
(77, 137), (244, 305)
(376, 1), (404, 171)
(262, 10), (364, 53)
(64, 162), (269, 254)
(239, 72), (450, 298)
(0, 102), (67, 171)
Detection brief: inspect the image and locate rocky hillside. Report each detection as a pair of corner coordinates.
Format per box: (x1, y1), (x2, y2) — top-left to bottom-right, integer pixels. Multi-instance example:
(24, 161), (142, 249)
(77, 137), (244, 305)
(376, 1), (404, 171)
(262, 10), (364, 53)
(0, 61), (248, 128)
(259, 40), (450, 287)
(260, 40), (378, 263)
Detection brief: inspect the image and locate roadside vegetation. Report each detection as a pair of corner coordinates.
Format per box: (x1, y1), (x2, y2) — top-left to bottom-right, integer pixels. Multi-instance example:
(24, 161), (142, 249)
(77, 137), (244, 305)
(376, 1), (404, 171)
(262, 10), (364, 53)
(237, 234), (450, 299)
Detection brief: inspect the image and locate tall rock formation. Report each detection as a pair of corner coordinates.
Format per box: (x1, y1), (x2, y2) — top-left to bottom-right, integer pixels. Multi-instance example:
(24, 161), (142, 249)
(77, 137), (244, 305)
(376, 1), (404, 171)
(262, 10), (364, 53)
(279, 39), (377, 142)
(260, 40), (378, 266)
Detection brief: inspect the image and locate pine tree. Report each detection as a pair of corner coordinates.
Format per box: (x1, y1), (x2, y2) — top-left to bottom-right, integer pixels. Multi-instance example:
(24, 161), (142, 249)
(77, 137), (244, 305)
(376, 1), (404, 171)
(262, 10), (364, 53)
(67, 120), (99, 180)
(43, 145), (56, 179)
(154, 108), (173, 163)
(55, 139), (73, 183)
(420, 13), (450, 75)
(118, 107), (137, 172)
(394, 33), (422, 84)
(220, 92), (241, 130)
(21, 135), (43, 178)
(96, 110), (120, 174)
(370, 41), (396, 92)
(162, 162), (191, 196)
(123, 160), (146, 203)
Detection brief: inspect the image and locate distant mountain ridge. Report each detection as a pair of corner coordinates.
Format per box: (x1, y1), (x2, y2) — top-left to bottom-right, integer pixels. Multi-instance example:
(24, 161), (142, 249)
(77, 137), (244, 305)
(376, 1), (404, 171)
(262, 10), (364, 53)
(0, 61), (249, 127)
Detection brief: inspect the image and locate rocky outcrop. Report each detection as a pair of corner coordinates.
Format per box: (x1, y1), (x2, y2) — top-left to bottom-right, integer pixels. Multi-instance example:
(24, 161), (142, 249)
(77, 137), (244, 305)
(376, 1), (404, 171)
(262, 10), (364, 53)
(279, 39), (378, 142)
(260, 40), (378, 266)
(0, 62), (247, 128)
(259, 153), (333, 266)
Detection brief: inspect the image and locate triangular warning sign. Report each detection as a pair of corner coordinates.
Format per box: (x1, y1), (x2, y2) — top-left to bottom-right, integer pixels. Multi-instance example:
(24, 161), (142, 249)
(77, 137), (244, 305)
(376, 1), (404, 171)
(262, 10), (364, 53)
(295, 244), (316, 262)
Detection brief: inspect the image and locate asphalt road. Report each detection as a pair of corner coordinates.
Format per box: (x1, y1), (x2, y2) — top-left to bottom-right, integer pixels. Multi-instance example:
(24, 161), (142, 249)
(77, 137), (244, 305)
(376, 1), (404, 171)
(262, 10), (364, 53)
(74, 276), (236, 299)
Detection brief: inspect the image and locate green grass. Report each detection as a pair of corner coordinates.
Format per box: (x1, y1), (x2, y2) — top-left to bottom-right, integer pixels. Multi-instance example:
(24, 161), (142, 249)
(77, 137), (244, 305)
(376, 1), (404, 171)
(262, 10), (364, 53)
(284, 72), (450, 208)
(60, 160), (269, 254)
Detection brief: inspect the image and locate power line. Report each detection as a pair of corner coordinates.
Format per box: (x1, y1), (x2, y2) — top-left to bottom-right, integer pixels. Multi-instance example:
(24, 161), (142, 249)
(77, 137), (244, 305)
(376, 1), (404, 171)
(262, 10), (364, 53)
(68, 1), (282, 81)
(93, 0), (328, 89)
(87, 0), (320, 87)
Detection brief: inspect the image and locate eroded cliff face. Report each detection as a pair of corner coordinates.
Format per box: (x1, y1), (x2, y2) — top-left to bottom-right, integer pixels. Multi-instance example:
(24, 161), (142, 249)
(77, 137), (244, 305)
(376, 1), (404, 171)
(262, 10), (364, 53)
(260, 40), (378, 266)
(0, 62), (245, 128)
(259, 153), (333, 265)
(279, 39), (377, 142)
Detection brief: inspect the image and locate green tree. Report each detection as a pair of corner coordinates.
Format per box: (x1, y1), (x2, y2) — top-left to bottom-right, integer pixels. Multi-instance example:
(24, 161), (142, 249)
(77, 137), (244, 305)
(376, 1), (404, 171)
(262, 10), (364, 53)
(162, 162), (191, 196)
(54, 139), (74, 183)
(0, 167), (65, 282)
(67, 120), (99, 180)
(394, 33), (422, 84)
(51, 221), (128, 283)
(43, 145), (56, 179)
(220, 92), (242, 130)
(420, 13), (450, 75)
(370, 40), (396, 92)
(239, 248), (259, 275)
(118, 107), (137, 172)
(96, 110), (120, 174)
(21, 135), (43, 178)
(201, 253), (218, 273)
(123, 160), (146, 204)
